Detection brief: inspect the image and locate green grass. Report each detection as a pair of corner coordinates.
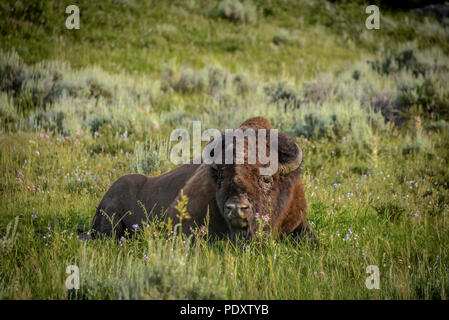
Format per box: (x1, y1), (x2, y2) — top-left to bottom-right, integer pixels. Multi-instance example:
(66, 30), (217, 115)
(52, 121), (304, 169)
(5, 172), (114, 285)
(1, 0), (449, 299)
(2, 0), (447, 80)
(1, 128), (448, 299)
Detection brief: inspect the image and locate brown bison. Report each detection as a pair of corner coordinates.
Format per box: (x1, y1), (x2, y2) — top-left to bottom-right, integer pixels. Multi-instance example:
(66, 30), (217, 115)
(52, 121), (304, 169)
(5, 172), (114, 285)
(90, 116), (311, 241)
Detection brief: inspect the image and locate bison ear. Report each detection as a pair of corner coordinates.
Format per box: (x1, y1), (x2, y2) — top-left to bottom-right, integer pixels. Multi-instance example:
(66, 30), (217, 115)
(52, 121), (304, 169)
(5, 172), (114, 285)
(278, 133), (303, 175)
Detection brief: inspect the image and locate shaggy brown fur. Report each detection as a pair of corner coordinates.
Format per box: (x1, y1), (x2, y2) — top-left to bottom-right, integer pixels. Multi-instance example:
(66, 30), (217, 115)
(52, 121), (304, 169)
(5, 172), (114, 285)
(91, 117), (311, 241)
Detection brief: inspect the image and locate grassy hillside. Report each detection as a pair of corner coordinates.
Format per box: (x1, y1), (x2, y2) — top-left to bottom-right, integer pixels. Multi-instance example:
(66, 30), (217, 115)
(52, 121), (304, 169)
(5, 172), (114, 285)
(0, 0), (448, 299)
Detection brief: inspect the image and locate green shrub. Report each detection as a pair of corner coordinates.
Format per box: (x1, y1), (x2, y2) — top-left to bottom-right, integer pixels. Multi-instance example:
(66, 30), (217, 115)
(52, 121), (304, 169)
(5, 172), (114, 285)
(294, 114), (329, 139)
(264, 81), (301, 111)
(272, 28), (292, 46)
(373, 201), (407, 221)
(162, 65), (247, 96)
(231, 73), (252, 96)
(89, 117), (111, 135)
(424, 120), (449, 133)
(395, 79), (449, 122)
(301, 75), (333, 105)
(216, 0), (257, 24)
(370, 49), (426, 77)
(173, 68), (205, 93)
(0, 93), (17, 130)
(0, 50), (26, 94)
(370, 91), (397, 123)
(132, 138), (171, 176)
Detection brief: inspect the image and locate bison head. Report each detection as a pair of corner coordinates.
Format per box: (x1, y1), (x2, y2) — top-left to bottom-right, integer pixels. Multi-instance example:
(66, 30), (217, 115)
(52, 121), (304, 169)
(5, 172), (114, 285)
(205, 122), (303, 240)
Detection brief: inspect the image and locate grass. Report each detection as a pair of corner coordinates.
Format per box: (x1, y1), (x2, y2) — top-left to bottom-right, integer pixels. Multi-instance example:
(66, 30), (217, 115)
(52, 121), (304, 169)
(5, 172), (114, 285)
(1, 128), (448, 299)
(1, 0), (449, 299)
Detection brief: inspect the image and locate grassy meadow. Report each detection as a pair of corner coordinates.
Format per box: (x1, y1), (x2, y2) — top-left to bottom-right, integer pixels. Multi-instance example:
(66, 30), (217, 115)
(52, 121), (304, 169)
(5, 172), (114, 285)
(1, 0), (449, 299)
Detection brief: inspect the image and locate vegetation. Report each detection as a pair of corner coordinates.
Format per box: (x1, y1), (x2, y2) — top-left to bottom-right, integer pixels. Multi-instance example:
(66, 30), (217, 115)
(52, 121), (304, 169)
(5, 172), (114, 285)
(0, 0), (448, 299)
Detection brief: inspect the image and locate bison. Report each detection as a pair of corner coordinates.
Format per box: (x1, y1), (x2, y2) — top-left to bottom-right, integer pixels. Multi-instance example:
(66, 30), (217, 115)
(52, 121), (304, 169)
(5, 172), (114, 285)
(90, 116), (312, 241)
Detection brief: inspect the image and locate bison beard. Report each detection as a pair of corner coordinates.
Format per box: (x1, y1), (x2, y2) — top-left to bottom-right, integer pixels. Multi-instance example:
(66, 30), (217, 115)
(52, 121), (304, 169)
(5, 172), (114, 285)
(90, 116), (311, 241)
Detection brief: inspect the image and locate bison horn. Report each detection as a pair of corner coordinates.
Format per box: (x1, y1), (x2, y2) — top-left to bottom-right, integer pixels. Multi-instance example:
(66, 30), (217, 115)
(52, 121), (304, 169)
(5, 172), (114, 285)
(278, 144), (303, 175)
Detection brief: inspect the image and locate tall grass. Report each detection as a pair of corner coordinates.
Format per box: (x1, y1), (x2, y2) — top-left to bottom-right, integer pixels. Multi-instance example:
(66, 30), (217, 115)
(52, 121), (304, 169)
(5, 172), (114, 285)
(1, 123), (448, 299)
